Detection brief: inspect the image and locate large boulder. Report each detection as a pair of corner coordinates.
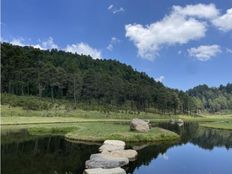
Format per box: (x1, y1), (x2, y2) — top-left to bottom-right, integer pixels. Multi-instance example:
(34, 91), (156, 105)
(85, 153), (129, 169)
(103, 149), (138, 161)
(99, 140), (125, 152)
(83, 167), (126, 174)
(130, 118), (150, 132)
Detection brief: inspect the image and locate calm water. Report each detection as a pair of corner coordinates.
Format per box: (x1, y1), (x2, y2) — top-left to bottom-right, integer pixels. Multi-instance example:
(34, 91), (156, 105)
(1, 123), (232, 174)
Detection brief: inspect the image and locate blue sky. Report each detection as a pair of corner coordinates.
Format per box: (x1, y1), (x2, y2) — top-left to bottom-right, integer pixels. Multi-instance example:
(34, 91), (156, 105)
(1, 0), (232, 90)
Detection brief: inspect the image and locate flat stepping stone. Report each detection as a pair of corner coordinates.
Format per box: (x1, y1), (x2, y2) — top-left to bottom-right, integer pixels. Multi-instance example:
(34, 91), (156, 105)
(99, 140), (125, 152)
(103, 149), (138, 161)
(85, 153), (129, 169)
(99, 144), (125, 152)
(104, 140), (126, 147)
(83, 167), (126, 174)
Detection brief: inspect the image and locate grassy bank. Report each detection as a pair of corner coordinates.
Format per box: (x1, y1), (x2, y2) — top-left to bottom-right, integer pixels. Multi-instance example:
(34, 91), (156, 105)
(1, 122), (180, 144)
(1, 103), (232, 144)
(65, 123), (180, 143)
(200, 121), (232, 130)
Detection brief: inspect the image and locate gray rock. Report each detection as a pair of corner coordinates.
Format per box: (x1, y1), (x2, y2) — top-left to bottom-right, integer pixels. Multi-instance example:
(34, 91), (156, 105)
(177, 119), (184, 124)
(83, 167), (126, 174)
(104, 140), (125, 147)
(99, 144), (125, 152)
(85, 153), (129, 169)
(99, 140), (125, 152)
(130, 118), (150, 132)
(103, 149), (138, 161)
(177, 119), (184, 126)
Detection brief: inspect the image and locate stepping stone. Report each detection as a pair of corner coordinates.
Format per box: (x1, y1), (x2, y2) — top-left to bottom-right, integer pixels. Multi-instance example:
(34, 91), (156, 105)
(83, 167), (126, 174)
(85, 153), (129, 169)
(99, 140), (125, 152)
(104, 140), (126, 147)
(103, 149), (138, 161)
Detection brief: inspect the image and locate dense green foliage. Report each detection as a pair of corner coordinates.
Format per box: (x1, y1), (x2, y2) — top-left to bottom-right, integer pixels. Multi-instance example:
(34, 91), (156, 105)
(1, 43), (231, 114)
(187, 84), (232, 112)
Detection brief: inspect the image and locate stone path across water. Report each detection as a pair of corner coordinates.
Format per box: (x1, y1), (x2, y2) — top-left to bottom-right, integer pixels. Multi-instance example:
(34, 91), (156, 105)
(83, 140), (138, 174)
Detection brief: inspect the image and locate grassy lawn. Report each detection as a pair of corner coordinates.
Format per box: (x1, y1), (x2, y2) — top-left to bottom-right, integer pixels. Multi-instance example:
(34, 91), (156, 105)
(1, 122), (179, 144)
(65, 123), (180, 143)
(1, 104), (172, 120)
(1, 104), (232, 144)
(1, 116), (130, 125)
(1, 114), (232, 126)
(200, 121), (232, 130)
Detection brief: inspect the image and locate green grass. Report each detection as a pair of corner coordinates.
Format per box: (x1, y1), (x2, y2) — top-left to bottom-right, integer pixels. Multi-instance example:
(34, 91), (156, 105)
(1, 104), (173, 120)
(1, 123), (79, 144)
(65, 122), (180, 143)
(200, 121), (232, 130)
(2, 105), (232, 125)
(1, 104), (232, 144)
(1, 122), (179, 144)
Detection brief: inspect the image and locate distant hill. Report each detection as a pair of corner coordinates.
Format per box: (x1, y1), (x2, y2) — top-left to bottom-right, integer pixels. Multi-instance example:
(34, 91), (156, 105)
(187, 84), (232, 113)
(1, 42), (231, 114)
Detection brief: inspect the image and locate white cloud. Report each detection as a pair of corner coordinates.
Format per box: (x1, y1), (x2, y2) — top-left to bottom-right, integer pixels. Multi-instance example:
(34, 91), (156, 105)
(6, 37), (58, 50)
(107, 4), (124, 14)
(10, 38), (25, 46)
(160, 153), (169, 160)
(5, 37), (102, 59)
(178, 50), (182, 55)
(41, 37), (58, 49)
(188, 44), (221, 61)
(124, 4), (232, 61)
(155, 75), (165, 82)
(108, 4), (114, 10)
(112, 7), (124, 14)
(212, 8), (232, 31)
(107, 37), (120, 51)
(125, 11), (206, 60)
(65, 42), (102, 59)
(226, 48), (232, 54)
(173, 3), (219, 19)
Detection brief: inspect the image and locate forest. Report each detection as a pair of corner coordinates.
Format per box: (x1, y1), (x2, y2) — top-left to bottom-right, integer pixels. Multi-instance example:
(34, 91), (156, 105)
(1, 42), (232, 114)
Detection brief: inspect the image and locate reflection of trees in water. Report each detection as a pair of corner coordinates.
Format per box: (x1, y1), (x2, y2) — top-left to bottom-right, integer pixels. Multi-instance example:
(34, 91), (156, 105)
(1, 136), (99, 174)
(126, 123), (232, 173)
(126, 141), (179, 173)
(157, 122), (232, 149)
(2, 124), (232, 174)
(157, 122), (199, 142)
(190, 128), (232, 150)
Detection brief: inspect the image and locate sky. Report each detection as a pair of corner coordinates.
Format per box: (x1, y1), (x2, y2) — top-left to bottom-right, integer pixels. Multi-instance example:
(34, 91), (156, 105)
(1, 0), (232, 90)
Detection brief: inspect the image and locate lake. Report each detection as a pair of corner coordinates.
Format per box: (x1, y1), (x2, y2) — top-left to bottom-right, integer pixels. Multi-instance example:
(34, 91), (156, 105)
(1, 122), (232, 174)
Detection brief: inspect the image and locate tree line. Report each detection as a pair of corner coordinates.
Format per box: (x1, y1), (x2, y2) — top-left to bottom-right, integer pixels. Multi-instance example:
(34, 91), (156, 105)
(187, 84), (232, 113)
(1, 43), (231, 114)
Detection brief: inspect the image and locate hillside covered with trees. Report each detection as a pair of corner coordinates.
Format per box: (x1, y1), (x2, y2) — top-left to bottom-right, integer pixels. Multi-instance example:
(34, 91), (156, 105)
(187, 84), (232, 113)
(1, 43), (231, 114)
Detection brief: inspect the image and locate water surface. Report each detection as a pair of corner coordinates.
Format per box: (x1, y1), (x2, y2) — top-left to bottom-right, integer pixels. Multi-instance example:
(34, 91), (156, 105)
(1, 122), (232, 174)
